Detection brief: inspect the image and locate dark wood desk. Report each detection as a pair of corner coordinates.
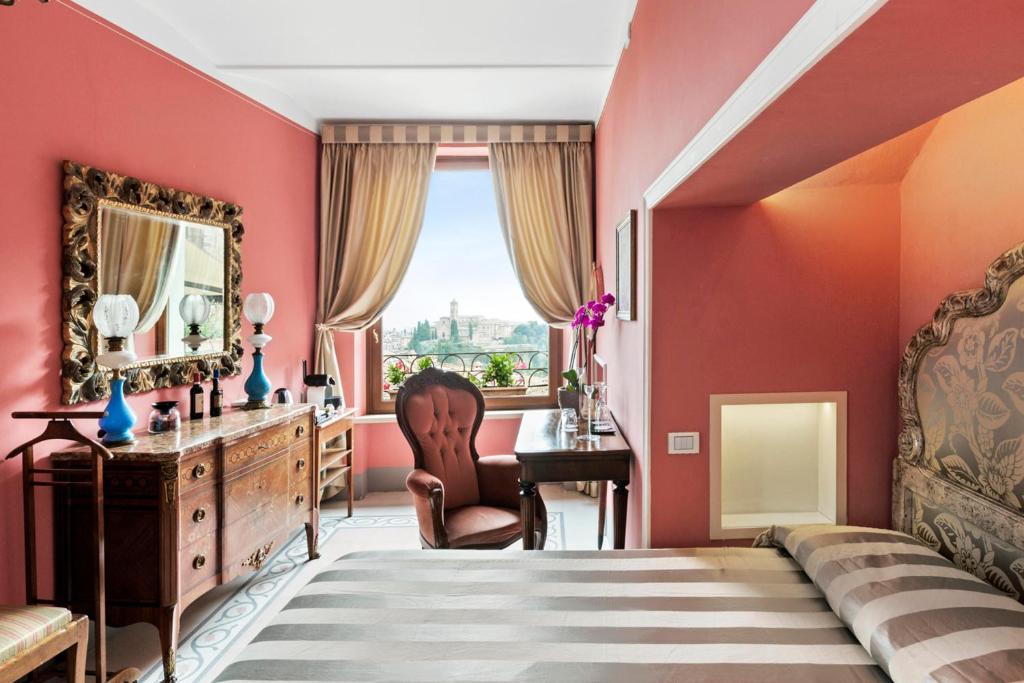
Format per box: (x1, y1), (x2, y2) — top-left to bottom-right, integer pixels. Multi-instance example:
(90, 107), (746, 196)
(514, 409), (631, 550)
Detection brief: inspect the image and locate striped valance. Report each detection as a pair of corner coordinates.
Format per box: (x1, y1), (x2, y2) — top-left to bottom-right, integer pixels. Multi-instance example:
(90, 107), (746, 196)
(321, 123), (593, 144)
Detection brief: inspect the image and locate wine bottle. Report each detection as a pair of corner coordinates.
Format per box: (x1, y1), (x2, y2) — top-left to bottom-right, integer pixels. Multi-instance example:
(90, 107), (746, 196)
(210, 368), (223, 418)
(189, 372), (204, 420)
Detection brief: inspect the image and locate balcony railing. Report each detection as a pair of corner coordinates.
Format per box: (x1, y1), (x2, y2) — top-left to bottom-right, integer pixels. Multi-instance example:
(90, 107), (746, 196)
(381, 349), (549, 397)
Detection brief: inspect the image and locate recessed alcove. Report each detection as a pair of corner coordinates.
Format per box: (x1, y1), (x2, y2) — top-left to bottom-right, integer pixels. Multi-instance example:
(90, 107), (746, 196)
(709, 392), (847, 540)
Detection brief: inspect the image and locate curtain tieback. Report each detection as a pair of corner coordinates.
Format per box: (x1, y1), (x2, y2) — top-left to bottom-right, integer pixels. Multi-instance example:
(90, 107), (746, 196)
(315, 323), (333, 333)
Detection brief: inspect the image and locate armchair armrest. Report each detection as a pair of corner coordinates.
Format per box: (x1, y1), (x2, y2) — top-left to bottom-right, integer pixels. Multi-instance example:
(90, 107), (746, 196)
(406, 468), (443, 498)
(405, 468), (447, 548)
(475, 454), (521, 509)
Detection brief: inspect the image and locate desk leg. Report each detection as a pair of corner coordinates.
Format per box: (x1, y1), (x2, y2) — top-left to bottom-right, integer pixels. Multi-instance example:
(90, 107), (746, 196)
(347, 424), (355, 518)
(613, 480), (629, 550)
(520, 480), (537, 550)
(597, 481), (608, 550)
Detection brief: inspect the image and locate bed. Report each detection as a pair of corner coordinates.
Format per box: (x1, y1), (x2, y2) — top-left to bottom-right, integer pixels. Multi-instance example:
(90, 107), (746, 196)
(218, 546), (886, 682)
(218, 243), (1024, 682)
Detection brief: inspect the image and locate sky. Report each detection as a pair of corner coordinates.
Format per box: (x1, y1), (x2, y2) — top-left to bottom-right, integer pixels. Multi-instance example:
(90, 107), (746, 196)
(384, 169), (542, 330)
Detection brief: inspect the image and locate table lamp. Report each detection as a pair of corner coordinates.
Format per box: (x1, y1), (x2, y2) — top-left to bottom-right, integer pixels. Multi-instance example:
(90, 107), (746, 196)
(94, 293), (140, 445)
(243, 292), (275, 409)
(179, 294), (211, 352)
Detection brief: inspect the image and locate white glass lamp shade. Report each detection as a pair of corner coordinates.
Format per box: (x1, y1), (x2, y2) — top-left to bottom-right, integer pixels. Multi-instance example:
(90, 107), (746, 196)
(178, 294), (211, 326)
(94, 294), (139, 338)
(94, 294), (139, 370)
(244, 292), (275, 325)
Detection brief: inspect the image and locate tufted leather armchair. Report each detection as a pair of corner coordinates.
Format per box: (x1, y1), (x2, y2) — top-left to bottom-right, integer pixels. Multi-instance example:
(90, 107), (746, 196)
(397, 367), (547, 549)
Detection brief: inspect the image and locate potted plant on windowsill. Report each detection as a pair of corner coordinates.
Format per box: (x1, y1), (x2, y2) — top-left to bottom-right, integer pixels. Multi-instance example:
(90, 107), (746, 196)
(384, 360), (408, 396)
(479, 353), (527, 397)
(559, 292), (615, 414)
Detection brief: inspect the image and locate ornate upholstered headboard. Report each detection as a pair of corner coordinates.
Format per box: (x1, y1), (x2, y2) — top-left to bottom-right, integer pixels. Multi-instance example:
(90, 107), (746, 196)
(895, 244), (1024, 600)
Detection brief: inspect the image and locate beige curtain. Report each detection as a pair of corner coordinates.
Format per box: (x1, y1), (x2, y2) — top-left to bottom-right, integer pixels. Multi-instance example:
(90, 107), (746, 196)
(315, 143), (438, 384)
(489, 142), (594, 326)
(101, 209), (182, 333)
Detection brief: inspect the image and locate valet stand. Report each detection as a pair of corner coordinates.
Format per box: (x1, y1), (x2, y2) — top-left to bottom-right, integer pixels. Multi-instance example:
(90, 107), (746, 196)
(6, 411), (140, 683)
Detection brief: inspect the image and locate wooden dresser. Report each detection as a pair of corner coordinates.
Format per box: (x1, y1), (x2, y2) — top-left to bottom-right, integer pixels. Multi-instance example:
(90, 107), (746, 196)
(53, 404), (316, 683)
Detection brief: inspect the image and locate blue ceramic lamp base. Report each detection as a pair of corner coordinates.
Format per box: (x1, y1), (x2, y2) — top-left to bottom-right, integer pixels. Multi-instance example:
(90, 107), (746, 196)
(243, 350), (272, 410)
(99, 377), (136, 445)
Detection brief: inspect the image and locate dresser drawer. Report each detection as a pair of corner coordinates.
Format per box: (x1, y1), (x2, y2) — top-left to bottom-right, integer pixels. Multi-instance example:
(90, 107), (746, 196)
(289, 441), (312, 485)
(289, 477), (313, 525)
(223, 497), (289, 569)
(224, 418), (308, 474)
(179, 448), (218, 494)
(179, 486), (218, 548)
(180, 532), (217, 592)
(223, 456), (289, 525)
(222, 523), (295, 584)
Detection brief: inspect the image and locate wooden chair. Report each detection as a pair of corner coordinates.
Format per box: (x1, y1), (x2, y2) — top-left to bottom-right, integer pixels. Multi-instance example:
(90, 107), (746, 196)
(0, 607), (88, 682)
(5, 411), (139, 683)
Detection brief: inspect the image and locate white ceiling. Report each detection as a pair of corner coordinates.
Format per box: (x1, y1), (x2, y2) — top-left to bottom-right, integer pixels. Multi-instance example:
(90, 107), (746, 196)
(75, 0), (637, 132)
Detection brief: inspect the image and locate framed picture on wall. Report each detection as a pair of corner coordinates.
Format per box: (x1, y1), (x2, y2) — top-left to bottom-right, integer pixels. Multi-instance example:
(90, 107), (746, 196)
(615, 209), (637, 321)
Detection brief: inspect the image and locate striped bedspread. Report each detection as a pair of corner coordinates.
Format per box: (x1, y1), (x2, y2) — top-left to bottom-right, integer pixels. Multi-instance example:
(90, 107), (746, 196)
(217, 548), (887, 682)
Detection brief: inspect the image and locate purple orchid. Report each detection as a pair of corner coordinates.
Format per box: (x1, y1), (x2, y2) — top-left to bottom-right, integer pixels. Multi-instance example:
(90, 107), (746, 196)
(570, 292), (616, 330)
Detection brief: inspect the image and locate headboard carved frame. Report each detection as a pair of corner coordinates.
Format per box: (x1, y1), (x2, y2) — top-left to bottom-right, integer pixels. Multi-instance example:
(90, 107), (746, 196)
(895, 241), (1024, 599)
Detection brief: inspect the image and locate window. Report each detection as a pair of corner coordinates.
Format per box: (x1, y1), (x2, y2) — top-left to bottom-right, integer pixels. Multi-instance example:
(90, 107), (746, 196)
(366, 151), (561, 413)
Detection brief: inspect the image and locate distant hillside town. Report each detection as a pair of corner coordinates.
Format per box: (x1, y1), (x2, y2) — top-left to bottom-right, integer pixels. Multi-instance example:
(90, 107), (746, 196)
(383, 299), (547, 355)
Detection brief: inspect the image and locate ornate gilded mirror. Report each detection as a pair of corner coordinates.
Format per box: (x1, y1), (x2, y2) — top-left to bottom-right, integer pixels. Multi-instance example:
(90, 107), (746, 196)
(62, 161), (243, 405)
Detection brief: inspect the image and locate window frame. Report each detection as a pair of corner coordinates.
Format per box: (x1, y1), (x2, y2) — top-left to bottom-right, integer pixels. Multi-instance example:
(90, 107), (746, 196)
(366, 320), (562, 414)
(364, 151), (563, 414)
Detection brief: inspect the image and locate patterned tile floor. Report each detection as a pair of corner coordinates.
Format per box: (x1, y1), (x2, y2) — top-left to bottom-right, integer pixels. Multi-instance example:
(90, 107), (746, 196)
(91, 484), (601, 683)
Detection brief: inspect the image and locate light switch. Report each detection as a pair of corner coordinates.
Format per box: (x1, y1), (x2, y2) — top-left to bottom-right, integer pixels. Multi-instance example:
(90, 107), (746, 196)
(668, 432), (699, 454)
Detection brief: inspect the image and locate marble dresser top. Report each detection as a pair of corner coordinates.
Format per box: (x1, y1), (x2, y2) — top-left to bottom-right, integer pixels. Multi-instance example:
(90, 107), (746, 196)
(54, 404), (314, 463)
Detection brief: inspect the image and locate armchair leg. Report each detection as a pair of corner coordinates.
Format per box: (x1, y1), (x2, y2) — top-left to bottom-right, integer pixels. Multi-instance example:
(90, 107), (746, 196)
(519, 480), (537, 550)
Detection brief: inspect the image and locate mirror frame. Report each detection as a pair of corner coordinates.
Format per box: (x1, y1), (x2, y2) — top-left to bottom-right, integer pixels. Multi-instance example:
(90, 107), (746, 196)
(61, 160), (244, 405)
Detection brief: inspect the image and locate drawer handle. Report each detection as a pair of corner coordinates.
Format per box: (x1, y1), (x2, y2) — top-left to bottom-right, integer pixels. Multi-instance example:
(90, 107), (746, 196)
(193, 554), (206, 570)
(295, 425), (305, 437)
(295, 494), (305, 505)
(192, 463), (207, 479)
(193, 507), (207, 523)
(296, 458), (306, 471)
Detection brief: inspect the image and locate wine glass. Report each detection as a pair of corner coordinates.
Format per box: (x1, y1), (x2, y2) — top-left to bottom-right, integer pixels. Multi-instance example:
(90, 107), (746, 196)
(593, 381), (610, 430)
(578, 383), (599, 442)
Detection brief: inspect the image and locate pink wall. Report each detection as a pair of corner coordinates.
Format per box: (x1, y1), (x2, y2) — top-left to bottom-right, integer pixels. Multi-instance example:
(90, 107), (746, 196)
(639, 73), (1024, 548)
(0, 2), (318, 602)
(594, 0), (815, 546)
(649, 185), (901, 546)
(646, 74), (1024, 547)
(660, 1), (1024, 208)
(594, 0), (1024, 548)
(899, 78), (1024, 344)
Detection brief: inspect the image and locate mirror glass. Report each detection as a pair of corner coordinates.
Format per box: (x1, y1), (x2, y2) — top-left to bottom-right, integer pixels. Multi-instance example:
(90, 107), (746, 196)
(96, 203), (227, 361)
